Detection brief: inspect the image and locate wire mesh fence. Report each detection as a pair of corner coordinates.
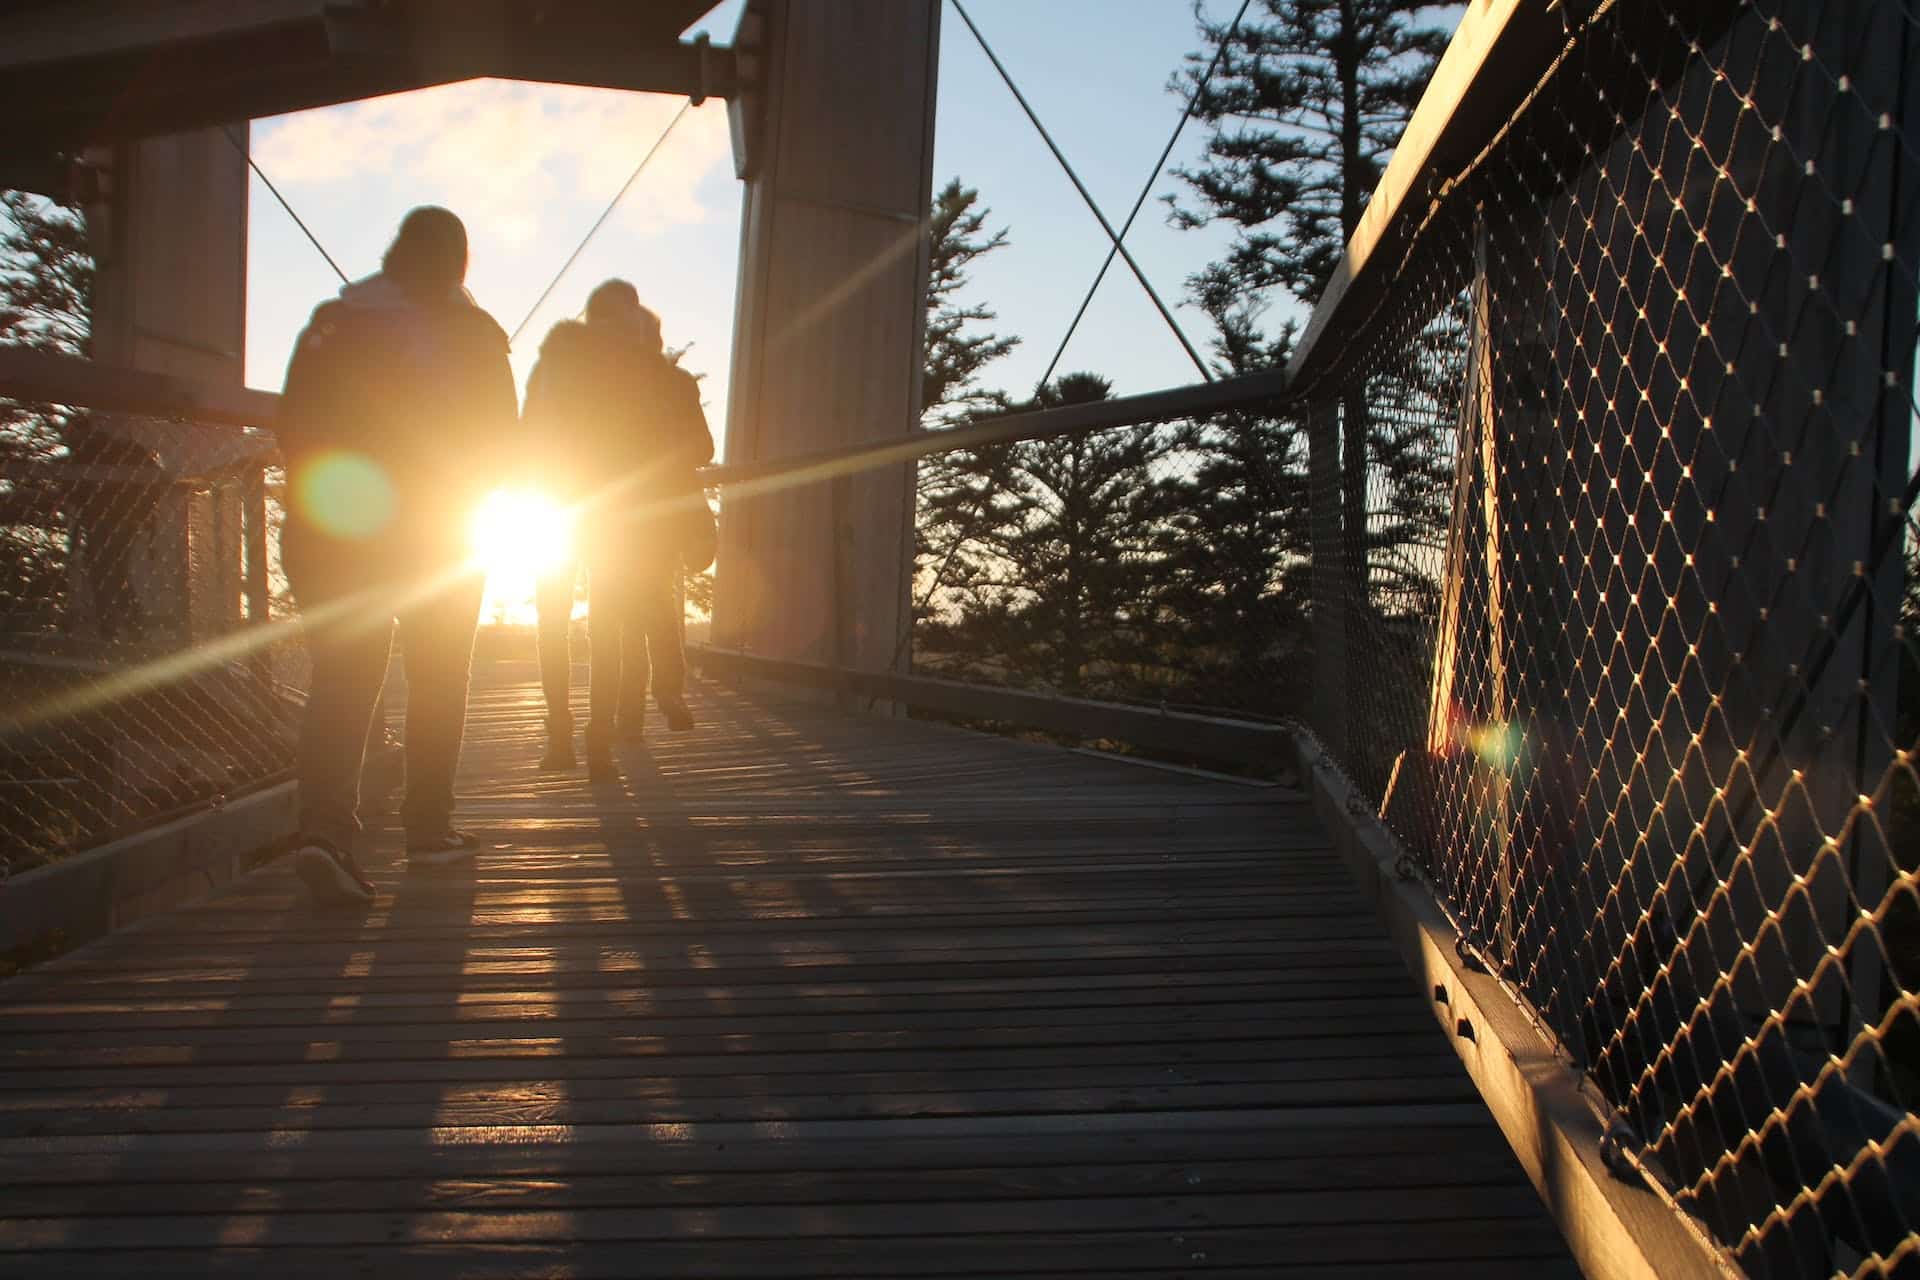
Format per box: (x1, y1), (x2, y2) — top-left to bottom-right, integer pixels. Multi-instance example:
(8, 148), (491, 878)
(1305, 0), (1918, 1272)
(911, 0), (1918, 1272)
(0, 397), (301, 877)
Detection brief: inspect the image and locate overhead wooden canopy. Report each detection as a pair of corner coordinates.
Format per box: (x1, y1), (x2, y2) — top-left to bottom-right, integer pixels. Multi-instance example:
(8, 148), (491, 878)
(0, 0), (738, 167)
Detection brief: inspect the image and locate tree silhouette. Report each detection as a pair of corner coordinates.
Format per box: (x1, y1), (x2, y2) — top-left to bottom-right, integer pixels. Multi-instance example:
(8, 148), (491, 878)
(949, 374), (1171, 696)
(1168, 0), (1449, 610)
(1, 190), (90, 451)
(0, 191), (94, 624)
(1156, 299), (1313, 713)
(915, 178), (1021, 634)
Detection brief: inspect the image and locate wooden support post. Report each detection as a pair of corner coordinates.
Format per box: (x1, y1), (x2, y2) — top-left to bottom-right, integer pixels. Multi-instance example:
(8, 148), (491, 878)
(241, 463), (271, 686)
(1308, 397), (1348, 761)
(712, 0), (940, 688)
(240, 466), (269, 626)
(84, 124), (249, 650)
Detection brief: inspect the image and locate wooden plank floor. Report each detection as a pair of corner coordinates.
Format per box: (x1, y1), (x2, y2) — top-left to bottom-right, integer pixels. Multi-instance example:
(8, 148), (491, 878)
(0, 663), (1576, 1277)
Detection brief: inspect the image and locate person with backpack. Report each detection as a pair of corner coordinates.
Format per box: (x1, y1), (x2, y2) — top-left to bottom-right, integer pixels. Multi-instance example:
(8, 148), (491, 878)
(277, 206), (519, 905)
(525, 280), (713, 780)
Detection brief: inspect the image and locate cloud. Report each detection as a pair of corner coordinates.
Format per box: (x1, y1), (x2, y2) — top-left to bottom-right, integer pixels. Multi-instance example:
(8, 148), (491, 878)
(253, 80), (733, 244)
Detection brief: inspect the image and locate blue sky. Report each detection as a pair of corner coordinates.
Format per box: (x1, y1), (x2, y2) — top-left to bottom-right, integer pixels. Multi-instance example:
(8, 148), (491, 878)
(242, 1), (1274, 443)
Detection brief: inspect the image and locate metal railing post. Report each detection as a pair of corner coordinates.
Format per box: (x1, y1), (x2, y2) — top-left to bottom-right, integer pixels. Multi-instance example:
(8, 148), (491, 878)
(1307, 396), (1347, 762)
(240, 463), (271, 685)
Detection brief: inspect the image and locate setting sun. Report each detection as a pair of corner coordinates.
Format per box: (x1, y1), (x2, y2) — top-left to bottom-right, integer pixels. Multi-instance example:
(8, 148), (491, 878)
(471, 489), (574, 584)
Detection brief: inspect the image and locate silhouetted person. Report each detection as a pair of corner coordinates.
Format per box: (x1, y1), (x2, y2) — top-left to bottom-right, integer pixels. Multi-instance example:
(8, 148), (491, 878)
(277, 206), (518, 905)
(524, 280), (712, 780)
(64, 414), (164, 643)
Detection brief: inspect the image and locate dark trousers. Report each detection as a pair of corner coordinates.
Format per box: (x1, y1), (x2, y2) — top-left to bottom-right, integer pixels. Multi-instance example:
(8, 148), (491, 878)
(286, 532), (484, 851)
(585, 547), (684, 744)
(537, 546), (684, 741)
(534, 562), (580, 731)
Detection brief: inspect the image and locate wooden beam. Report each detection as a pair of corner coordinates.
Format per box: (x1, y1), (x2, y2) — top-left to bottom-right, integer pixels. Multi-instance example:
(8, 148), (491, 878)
(0, 3), (738, 148)
(493, 38), (739, 101)
(0, 152), (84, 204)
(322, 5), (740, 98)
(0, 0), (327, 73)
(0, 349), (1288, 497)
(1284, 0), (1540, 389)
(701, 364), (1291, 490)
(0, 778), (296, 960)
(690, 645), (1296, 770)
(0, 348), (277, 430)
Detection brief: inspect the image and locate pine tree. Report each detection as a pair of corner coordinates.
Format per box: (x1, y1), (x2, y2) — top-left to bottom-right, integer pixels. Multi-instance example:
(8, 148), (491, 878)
(921, 179), (1018, 430)
(914, 179), (1020, 635)
(0, 191), (94, 622)
(1169, 0), (1448, 311)
(1168, 0), (1449, 606)
(957, 374), (1169, 696)
(0, 190), (91, 456)
(1155, 298), (1313, 713)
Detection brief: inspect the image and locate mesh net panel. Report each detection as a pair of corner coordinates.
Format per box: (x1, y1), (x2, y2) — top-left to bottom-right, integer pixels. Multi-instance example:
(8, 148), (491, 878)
(0, 400), (298, 878)
(1306, 0), (1918, 1271)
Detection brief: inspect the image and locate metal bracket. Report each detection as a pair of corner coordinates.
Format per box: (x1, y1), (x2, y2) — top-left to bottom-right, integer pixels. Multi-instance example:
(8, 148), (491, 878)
(1598, 1116), (1646, 1187)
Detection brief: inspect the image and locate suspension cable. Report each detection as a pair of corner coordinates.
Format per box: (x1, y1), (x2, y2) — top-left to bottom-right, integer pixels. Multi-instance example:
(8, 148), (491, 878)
(949, 0), (1212, 383)
(509, 100), (691, 346)
(1036, 0), (1253, 390)
(887, 4), (1256, 694)
(223, 126), (348, 285)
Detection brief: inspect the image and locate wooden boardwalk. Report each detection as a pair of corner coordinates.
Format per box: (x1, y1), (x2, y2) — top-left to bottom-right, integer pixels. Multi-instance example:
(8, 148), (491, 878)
(0, 665), (1576, 1277)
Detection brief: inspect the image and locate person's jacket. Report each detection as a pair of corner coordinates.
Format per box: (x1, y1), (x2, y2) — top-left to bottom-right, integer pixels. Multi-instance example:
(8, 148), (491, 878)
(277, 273), (518, 562)
(521, 319), (713, 543)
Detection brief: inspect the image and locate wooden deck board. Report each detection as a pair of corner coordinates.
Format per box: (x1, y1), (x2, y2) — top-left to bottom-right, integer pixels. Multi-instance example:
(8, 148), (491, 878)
(0, 666), (1575, 1274)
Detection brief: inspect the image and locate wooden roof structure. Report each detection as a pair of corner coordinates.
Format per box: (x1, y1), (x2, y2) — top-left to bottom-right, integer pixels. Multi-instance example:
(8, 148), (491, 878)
(0, 0), (738, 192)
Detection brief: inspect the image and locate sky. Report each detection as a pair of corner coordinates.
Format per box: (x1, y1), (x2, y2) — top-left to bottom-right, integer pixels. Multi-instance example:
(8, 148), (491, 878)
(242, 0), (1277, 438)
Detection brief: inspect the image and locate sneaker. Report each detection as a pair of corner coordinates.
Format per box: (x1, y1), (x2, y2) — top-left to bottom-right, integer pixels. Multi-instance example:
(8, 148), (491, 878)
(407, 829), (486, 869)
(659, 695), (694, 732)
(293, 840), (374, 907)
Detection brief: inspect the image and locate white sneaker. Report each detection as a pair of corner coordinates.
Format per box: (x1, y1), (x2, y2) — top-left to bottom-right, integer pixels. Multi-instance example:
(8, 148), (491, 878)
(293, 841), (374, 906)
(407, 829), (486, 870)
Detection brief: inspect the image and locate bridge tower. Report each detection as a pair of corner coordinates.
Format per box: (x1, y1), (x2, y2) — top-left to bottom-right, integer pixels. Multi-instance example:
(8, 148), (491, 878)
(85, 130), (252, 639)
(711, 0), (941, 679)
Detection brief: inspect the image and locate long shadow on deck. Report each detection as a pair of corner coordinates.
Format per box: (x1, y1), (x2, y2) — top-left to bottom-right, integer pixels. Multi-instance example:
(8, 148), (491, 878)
(0, 662), (1578, 1277)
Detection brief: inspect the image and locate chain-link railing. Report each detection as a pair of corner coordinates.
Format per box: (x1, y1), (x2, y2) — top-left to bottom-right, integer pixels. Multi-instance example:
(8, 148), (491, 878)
(1299, 0), (1918, 1272)
(907, 0), (1920, 1272)
(0, 396), (301, 877)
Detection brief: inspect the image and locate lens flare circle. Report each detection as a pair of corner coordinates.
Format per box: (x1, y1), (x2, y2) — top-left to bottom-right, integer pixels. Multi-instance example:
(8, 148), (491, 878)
(470, 489), (573, 583)
(296, 450), (396, 539)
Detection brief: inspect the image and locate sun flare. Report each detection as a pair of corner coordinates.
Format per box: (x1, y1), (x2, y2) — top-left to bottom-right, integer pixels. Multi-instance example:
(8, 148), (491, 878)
(471, 490), (574, 584)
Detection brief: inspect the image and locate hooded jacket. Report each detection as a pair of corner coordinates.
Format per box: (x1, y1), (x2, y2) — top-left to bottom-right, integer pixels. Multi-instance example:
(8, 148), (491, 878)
(522, 319), (713, 543)
(278, 273), (518, 558)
